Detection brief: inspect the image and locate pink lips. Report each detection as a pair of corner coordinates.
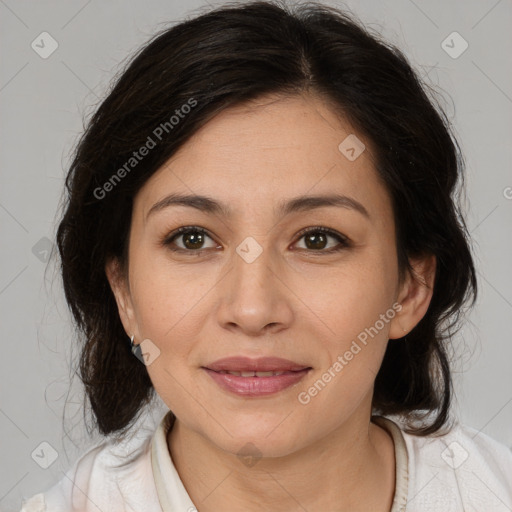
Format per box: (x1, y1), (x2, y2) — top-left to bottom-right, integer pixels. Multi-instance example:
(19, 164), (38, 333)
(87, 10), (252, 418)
(202, 356), (312, 397)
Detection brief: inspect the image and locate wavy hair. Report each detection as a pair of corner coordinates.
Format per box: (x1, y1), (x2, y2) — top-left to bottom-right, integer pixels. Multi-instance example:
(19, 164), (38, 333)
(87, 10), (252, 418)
(56, 0), (477, 438)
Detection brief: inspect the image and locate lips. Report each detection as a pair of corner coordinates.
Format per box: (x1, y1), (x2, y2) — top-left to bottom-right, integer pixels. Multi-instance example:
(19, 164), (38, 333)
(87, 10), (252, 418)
(202, 356), (312, 396)
(204, 356), (310, 373)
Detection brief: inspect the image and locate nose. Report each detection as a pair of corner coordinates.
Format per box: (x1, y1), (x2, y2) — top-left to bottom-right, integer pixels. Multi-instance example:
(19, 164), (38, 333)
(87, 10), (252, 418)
(215, 241), (294, 336)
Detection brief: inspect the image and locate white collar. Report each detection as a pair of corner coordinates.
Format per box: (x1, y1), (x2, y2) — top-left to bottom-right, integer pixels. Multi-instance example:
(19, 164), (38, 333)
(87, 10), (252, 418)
(150, 411), (409, 511)
(151, 411), (197, 511)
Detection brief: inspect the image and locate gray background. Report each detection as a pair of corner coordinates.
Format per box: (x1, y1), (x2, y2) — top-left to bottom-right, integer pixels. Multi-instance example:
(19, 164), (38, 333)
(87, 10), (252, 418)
(1, 0), (511, 510)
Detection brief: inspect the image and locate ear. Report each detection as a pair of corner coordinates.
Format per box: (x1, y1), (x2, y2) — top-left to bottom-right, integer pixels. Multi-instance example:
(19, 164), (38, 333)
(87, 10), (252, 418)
(388, 253), (436, 339)
(105, 257), (137, 338)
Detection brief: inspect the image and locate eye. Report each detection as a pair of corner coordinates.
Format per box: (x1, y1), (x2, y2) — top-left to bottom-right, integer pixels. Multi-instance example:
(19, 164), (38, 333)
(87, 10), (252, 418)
(161, 225), (350, 255)
(293, 226), (350, 253)
(162, 226), (219, 253)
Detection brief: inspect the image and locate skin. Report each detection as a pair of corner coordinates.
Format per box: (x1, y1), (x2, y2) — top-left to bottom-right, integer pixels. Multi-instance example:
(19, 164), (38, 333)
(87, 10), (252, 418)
(106, 92), (436, 512)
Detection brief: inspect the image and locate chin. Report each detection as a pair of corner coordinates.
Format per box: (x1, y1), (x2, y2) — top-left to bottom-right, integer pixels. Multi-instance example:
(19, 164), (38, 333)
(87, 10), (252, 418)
(206, 417), (304, 459)
(227, 435), (301, 462)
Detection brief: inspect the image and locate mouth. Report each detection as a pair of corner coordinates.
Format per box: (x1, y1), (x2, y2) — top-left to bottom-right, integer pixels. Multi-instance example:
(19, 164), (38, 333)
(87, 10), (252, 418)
(211, 370), (302, 377)
(204, 355), (311, 373)
(201, 356), (312, 396)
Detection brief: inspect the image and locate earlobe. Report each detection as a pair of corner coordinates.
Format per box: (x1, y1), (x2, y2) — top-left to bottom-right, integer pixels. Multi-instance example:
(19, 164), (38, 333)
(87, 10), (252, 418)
(389, 254), (436, 339)
(105, 258), (136, 336)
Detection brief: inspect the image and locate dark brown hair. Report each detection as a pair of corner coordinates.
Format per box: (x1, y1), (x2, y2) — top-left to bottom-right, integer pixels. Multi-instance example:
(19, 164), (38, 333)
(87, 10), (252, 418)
(56, 0), (477, 438)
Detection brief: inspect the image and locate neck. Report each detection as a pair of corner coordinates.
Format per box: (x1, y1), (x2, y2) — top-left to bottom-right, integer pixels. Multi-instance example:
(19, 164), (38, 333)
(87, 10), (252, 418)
(167, 408), (396, 512)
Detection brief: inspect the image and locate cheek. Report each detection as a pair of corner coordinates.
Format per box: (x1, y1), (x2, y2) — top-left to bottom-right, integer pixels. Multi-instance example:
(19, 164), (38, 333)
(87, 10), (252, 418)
(128, 248), (220, 376)
(291, 250), (397, 400)
(129, 245), (209, 336)
(129, 261), (207, 410)
(291, 249), (397, 343)
(295, 288), (395, 434)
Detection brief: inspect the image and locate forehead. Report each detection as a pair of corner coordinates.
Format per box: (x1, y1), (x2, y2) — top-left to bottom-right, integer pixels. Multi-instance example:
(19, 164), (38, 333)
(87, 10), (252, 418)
(135, 93), (392, 225)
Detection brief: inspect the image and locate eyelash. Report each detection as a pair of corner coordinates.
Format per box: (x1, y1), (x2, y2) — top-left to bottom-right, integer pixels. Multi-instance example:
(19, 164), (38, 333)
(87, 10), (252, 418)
(161, 225), (350, 255)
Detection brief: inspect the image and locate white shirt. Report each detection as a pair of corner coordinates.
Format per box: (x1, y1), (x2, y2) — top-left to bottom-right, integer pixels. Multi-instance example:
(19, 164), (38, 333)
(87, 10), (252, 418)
(20, 411), (512, 511)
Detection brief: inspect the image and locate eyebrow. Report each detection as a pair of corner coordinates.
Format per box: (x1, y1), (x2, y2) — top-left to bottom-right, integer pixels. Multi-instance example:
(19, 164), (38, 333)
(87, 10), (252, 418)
(146, 192), (370, 220)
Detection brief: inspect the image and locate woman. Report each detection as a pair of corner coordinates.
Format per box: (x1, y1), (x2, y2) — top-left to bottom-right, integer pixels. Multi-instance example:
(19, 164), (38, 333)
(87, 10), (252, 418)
(21, 1), (512, 511)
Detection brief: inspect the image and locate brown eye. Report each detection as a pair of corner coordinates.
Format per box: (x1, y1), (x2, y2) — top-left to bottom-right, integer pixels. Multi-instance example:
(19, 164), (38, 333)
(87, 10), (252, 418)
(181, 230), (206, 250)
(295, 227), (349, 253)
(162, 225), (349, 255)
(163, 226), (218, 252)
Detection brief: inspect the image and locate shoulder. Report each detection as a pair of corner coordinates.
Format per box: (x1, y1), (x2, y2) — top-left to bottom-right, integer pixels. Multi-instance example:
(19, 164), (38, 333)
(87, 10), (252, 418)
(401, 420), (512, 511)
(20, 425), (161, 512)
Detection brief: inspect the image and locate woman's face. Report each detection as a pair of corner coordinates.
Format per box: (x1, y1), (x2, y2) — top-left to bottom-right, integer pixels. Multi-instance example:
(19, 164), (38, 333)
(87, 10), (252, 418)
(108, 93), (430, 458)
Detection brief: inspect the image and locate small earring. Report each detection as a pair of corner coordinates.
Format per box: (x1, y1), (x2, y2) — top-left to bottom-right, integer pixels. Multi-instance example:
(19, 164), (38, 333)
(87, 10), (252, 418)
(130, 334), (141, 358)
